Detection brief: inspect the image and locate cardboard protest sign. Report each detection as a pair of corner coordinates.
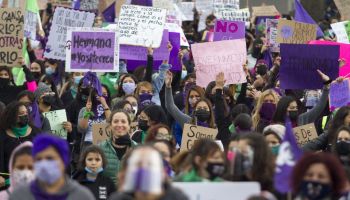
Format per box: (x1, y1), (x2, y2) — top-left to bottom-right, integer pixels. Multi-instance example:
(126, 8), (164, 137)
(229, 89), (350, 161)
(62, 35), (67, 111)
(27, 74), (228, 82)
(120, 29), (169, 61)
(266, 19), (280, 52)
(308, 40), (350, 77)
(277, 19), (317, 44)
(334, 0), (350, 20)
(173, 182), (261, 200)
(0, 8), (24, 66)
(331, 21), (350, 44)
(329, 79), (350, 111)
(118, 5), (166, 48)
(191, 39), (247, 87)
(24, 10), (37, 40)
(293, 123), (318, 147)
(79, 0), (99, 12)
(179, 2), (194, 21)
(92, 123), (112, 145)
(252, 5), (279, 17)
(280, 44), (339, 89)
(43, 109), (68, 139)
(213, 20), (245, 41)
(180, 124), (218, 152)
(65, 27), (119, 72)
(44, 7), (95, 60)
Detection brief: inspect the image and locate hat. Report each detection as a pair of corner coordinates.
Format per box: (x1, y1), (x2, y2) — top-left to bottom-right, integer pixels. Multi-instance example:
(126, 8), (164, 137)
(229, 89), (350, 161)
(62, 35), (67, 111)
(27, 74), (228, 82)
(263, 124), (286, 141)
(32, 134), (70, 167)
(34, 82), (52, 99)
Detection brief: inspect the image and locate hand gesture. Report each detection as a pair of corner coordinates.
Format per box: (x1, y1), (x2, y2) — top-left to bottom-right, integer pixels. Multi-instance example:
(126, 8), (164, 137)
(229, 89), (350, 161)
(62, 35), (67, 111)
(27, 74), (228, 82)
(147, 47), (154, 56)
(317, 69), (330, 82)
(165, 70), (173, 88)
(18, 57), (25, 66)
(62, 121), (72, 133)
(215, 72), (225, 89)
(86, 99), (92, 112)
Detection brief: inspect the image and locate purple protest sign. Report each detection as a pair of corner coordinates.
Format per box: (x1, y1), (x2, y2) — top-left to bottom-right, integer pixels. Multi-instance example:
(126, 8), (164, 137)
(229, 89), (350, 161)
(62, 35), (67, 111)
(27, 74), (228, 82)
(329, 79), (350, 111)
(213, 20), (245, 41)
(280, 44), (339, 89)
(120, 29), (169, 61)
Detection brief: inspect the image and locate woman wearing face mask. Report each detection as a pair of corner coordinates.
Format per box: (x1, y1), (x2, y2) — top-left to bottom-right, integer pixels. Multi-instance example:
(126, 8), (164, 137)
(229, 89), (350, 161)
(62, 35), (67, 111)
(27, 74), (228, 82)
(112, 74), (138, 107)
(113, 100), (137, 122)
(9, 134), (95, 200)
(123, 95), (139, 114)
(73, 145), (115, 200)
(0, 102), (41, 185)
(174, 139), (225, 182)
(99, 111), (136, 185)
(60, 72), (84, 106)
(133, 105), (168, 144)
(135, 81), (156, 110)
(29, 60), (45, 83)
(332, 126), (350, 165)
(152, 140), (176, 178)
(145, 124), (174, 143)
(173, 73), (197, 111)
(0, 142), (34, 200)
(263, 124), (286, 156)
(39, 76), (64, 110)
(43, 59), (64, 91)
(272, 70), (331, 128)
(291, 153), (347, 200)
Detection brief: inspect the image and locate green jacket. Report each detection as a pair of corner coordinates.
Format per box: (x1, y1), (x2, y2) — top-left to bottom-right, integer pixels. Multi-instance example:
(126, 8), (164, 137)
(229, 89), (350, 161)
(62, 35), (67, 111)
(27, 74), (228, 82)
(174, 169), (223, 182)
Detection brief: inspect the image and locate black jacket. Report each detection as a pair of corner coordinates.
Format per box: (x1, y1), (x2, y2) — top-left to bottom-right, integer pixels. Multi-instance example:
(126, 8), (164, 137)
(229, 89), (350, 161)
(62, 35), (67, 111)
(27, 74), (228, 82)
(73, 170), (116, 200)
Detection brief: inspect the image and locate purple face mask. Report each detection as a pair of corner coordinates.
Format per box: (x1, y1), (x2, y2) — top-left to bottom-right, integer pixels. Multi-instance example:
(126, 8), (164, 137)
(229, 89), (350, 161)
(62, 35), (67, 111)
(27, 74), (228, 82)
(259, 103), (276, 122)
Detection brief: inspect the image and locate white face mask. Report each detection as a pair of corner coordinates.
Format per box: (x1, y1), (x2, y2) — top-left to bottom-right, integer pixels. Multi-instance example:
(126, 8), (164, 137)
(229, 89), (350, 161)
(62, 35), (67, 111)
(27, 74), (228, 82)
(12, 169), (35, 187)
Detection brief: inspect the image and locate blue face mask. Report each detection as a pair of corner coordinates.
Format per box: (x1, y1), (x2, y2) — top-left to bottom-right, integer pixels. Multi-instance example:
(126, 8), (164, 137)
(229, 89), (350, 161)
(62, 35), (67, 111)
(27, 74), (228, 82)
(271, 145), (280, 156)
(45, 67), (55, 75)
(181, 70), (188, 80)
(300, 180), (331, 200)
(34, 160), (62, 185)
(73, 76), (83, 85)
(85, 166), (103, 175)
(122, 82), (136, 95)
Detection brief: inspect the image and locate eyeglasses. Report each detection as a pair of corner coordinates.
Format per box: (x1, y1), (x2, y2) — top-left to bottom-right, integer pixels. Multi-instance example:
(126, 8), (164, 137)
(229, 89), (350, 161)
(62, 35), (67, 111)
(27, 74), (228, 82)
(156, 133), (172, 140)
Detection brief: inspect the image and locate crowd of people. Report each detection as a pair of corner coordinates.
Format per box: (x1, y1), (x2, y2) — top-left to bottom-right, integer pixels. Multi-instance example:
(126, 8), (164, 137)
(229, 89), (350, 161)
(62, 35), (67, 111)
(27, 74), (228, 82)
(0, 0), (349, 199)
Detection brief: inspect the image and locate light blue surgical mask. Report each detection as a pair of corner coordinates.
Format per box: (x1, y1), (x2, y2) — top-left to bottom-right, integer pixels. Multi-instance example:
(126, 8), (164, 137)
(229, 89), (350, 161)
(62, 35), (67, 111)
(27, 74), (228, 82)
(85, 166), (104, 175)
(73, 76), (83, 85)
(181, 70), (188, 80)
(45, 67), (55, 75)
(34, 160), (62, 185)
(122, 82), (136, 95)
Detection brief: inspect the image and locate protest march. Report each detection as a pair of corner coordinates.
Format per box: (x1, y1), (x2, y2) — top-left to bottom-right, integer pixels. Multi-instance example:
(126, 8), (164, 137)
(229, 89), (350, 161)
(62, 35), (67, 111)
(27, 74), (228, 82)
(1, 0), (350, 199)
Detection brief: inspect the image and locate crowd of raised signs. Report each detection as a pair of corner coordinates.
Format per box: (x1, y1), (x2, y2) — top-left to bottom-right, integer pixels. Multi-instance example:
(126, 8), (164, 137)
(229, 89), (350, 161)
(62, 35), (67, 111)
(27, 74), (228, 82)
(1, 0), (350, 199)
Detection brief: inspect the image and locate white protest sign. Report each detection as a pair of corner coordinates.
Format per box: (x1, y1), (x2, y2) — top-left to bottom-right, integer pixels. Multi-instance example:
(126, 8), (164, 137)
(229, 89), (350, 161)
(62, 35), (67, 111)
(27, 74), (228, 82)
(195, 0), (214, 31)
(152, 0), (173, 10)
(43, 109), (68, 139)
(80, 0), (99, 11)
(118, 5), (166, 48)
(179, 2), (194, 21)
(331, 21), (350, 44)
(173, 182), (261, 200)
(215, 8), (250, 27)
(266, 19), (280, 52)
(24, 11), (37, 40)
(165, 23), (189, 47)
(44, 7), (95, 60)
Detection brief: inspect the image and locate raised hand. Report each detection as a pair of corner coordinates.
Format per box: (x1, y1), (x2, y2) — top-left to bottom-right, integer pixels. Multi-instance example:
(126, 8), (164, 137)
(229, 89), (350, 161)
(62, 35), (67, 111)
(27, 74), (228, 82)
(215, 72), (225, 89)
(165, 70), (173, 88)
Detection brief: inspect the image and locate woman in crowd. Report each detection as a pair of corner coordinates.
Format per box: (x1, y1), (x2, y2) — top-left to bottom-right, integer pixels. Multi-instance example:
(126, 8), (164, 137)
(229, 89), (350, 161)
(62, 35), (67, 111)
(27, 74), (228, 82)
(29, 59), (45, 83)
(112, 74), (138, 105)
(60, 72), (84, 106)
(263, 124), (286, 156)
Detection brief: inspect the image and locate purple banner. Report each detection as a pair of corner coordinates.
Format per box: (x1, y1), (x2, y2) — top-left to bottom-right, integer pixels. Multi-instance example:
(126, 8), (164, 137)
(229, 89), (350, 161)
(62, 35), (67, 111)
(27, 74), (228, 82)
(213, 20), (245, 41)
(280, 44), (339, 89)
(120, 30), (169, 61)
(329, 79), (350, 111)
(131, 0), (152, 6)
(71, 31), (115, 71)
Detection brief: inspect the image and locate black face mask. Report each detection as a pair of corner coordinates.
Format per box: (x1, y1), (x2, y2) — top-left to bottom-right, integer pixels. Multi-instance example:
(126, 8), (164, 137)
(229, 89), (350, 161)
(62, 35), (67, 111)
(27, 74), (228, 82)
(42, 95), (55, 106)
(256, 65), (267, 76)
(17, 115), (29, 127)
(289, 111), (299, 121)
(114, 134), (131, 146)
(336, 141), (350, 156)
(32, 72), (42, 80)
(138, 119), (149, 131)
(80, 88), (90, 96)
(195, 109), (211, 122)
(206, 162), (225, 180)
(0, 77), (10, 85)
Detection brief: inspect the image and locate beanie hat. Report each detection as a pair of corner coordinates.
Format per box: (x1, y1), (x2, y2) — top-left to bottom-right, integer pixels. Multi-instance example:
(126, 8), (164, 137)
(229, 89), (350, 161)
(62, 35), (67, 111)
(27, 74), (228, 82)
(32, 134), (69, 167)
(263, 124), (286, 141)
(34, 82), (52, 99)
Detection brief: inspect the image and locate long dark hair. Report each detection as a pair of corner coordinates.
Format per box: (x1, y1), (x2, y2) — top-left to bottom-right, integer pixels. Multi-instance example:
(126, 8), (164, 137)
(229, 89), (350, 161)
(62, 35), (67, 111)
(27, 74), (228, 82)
(0, 66), (16, 86)
(191, 98), (216, 128)
(272, 96), (296, 124)
(328, 106), (350, 144)
(0, 101), (31, 130)
(143, 105), (168, 126)
(117, 74), (138, 97)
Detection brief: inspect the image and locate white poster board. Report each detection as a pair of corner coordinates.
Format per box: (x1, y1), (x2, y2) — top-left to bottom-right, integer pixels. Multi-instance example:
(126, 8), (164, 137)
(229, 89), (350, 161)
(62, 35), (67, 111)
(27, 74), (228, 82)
(24, 10), (37, 40)
(118, 5), (166, 48)
(43, 109), (68, 139)
(331, 21), (350, 43)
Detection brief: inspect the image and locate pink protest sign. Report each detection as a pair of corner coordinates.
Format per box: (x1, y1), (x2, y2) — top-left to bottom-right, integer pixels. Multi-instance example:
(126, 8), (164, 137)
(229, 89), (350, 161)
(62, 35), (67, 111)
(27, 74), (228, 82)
(191, 39), (247, 87)
(213, 20), (245, 41)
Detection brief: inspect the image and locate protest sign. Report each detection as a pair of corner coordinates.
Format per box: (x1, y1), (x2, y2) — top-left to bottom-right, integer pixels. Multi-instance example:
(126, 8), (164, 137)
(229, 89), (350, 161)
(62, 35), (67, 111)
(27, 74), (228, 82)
(179, 2), (194, 21)
(213, 20), (245, 41)
(168, 32), (181, 71)
(65, 27), (119, 72)
(92, 123), (112, 145)
(293, 123), (318, 147)
(329, 79), (350, 111)
(120, 29), (169, 61)
(79, 0), (99, 12)
(331, 21), (350, 43)
(44, 7), (95, 60)
(195, 0), (214, 31)
(252, 5), (279, 17)
(277, 19), (316, 44)
(345, 21), (350, 40)
(280, 44), (339, 89)
(308, 40), (350, 77)
(173, 182), (261, 200)
(38, 0), (48, 10)
(334, 0), (350, 20)
(213, 0), (239, 11)
(152, 0), (173, 10)
(191, 39), (247, 87)
(118, 5), (166, 48)
(180, 124), (218, 152)
(165, 23), (189, 47)
(266, 19), (280, 52)
(0, 8), (24, 66)
(216, 8), (250, 25)
(24, 10), (37, 40)
(43, 109), (68, 139)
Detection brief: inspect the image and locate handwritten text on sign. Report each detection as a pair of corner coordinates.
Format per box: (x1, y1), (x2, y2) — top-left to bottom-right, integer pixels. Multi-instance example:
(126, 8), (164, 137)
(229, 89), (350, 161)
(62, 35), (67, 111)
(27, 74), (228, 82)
(180, 124), (218, 151)
(293, 123), (318, 147)
(266, 19), (280, 52)
(118, 5), (166, 48)
(43, 109), (68, 139)
(92, 123), (112, 145)
(214, 20), (245, 41)
(0, 8), (24, 66)
(65, 27), (119, 72)
(24, 10), (37, 40)
(191, 39), (247, 87)
(277, 19), (316, 44)
(79, 0), (99, 11)
(329, 79), (350, 111)
(44, 7), (95, 60)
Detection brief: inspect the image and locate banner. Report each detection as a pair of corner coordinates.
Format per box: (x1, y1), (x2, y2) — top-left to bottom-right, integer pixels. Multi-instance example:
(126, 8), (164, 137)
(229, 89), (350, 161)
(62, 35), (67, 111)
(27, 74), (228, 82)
(165, 23), (189, 47)
(43, 109), (68, 139)
(293, 123), (318, 147)
(280, 44), (339, 89)
(215, 8), (250, 26)
(24, 10), (37, 40)
(329, 79), (350, 111)
(118, 5), (166, 48)
(331, 21), (350, 44)
(277, 19), (316, 44)
(80, 0), (99, 12)
(0, 8), (24, 66)
(179, 2), (194, 21)
(266, 19), (280, 52)
(252, 5), (279, 17)
(92, 123), (112, 145)
(180, 124), (218, 152)
(334, 0), (350, 20)
(192, 39), (247, 87)
(44, 7), (95, 60)
(213, 20), (245, 41)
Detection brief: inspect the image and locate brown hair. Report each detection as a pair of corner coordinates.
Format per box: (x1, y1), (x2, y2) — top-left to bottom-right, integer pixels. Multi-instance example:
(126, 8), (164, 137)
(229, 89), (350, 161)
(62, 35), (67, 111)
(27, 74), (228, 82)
(78, 145), (108, 170)
(184, 86), (205, 114)
(135, 81), (153, 98)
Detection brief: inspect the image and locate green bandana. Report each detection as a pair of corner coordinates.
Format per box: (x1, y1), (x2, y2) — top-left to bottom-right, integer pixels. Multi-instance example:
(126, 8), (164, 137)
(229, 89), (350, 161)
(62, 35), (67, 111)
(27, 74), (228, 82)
(12, 125), (29, 137)
(229, 124), (236, 134)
